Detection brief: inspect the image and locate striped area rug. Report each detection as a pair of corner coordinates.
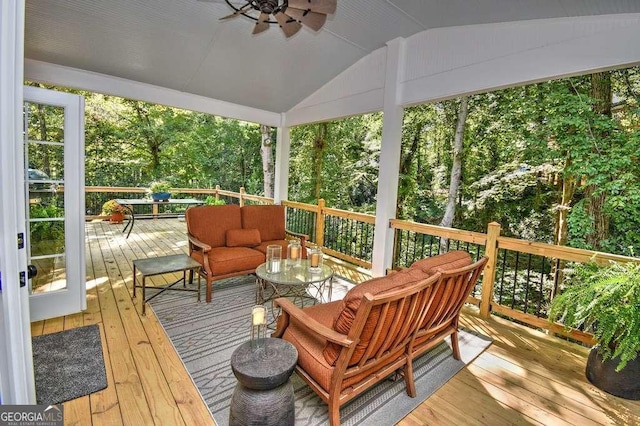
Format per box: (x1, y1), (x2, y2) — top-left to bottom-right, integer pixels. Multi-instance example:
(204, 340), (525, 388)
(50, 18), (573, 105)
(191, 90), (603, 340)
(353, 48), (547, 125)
(149, 275), (492, 426)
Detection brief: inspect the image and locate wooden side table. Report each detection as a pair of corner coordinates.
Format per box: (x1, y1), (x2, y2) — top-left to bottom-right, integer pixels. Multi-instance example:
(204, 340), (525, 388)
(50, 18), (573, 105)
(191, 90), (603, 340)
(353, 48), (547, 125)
(132, 254), (201, 314)
(229, 338), (298, 426)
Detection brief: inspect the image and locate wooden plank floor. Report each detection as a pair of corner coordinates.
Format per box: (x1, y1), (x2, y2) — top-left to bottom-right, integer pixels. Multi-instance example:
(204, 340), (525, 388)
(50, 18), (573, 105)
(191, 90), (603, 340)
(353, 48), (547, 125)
(31, 219), (640, 425)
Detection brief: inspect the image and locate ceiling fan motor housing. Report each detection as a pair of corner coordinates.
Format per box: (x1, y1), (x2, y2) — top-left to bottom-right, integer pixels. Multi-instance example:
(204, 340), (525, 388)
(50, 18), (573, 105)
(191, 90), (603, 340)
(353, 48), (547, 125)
(258, 0), (283, 14)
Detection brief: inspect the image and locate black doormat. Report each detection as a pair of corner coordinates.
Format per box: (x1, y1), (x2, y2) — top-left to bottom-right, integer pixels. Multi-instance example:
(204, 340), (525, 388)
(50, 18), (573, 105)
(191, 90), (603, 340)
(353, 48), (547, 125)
(32, 324), (107, 405)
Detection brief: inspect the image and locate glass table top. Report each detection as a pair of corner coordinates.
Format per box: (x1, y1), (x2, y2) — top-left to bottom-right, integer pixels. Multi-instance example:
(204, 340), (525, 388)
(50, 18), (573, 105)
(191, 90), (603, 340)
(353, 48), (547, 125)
(255, 259), (333, 285)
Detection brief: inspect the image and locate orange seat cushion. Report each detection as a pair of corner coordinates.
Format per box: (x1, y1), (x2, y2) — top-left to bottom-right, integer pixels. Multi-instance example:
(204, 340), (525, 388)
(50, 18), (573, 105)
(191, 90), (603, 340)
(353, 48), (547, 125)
(255, 240), (308, 259)
(410, 250), (472, 274)
(191, 247), (264, 276)
(226, 228), (261, 247)
(241, 205), (286, 242)
(282, 301), (341, 392)
(254, 240), (288, 256)
(323, 268), (429, 366)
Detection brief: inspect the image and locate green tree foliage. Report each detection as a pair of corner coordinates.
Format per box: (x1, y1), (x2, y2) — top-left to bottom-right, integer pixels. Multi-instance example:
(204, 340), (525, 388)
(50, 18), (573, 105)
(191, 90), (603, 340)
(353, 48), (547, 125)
(84, 96), (264, 193)
(289, 114), (382, 212)
(398, 69), (640, 254)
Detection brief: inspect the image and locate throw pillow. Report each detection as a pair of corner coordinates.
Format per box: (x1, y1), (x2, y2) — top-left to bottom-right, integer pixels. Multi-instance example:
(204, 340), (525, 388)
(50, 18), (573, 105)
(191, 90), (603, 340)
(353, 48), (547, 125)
(226, 228), (261, 247)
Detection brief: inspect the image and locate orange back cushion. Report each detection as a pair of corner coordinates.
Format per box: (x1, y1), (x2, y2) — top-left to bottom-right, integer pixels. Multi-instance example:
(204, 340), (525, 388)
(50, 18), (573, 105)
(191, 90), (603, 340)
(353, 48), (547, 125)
(410, 250), (472, 274)
(185, 205), (241, 248)
(241, 205), (286, 242)
(323, 268), (429, 366)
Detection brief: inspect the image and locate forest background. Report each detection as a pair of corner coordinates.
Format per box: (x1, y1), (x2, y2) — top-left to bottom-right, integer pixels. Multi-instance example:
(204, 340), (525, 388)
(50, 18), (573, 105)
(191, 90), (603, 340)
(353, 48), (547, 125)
(27, 65), (640, 257)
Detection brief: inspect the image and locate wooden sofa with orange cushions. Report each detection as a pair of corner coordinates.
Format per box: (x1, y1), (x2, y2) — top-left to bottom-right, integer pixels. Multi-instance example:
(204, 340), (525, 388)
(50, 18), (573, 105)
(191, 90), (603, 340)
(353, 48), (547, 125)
(271, 250), (487, 426)
(185, 204), (306, 302)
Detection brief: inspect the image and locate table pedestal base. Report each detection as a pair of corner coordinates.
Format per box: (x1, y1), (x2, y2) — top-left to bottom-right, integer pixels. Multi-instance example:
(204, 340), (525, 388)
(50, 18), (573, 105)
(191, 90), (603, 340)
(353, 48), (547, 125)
(229, 338), (298, 426)
(229, 380), (294, 426)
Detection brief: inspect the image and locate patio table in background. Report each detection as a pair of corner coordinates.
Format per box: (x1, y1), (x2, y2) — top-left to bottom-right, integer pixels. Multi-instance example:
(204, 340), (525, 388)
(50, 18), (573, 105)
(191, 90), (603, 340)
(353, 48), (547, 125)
(115, 198), (203, 238)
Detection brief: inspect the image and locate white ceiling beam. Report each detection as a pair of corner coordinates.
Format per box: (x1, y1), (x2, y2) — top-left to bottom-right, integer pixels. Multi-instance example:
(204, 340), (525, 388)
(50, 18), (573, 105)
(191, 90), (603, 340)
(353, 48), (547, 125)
(400, 14), (640, 107)
(24, 59), (282, 127)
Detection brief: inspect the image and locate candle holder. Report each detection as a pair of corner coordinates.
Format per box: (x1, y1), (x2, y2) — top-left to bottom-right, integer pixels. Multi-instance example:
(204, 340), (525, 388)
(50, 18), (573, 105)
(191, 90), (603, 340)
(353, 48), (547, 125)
(250, 305), (267, 350)
(266, 244), (282, 274)
(308, 246), (323, 273)
(287, 240), (302, 267)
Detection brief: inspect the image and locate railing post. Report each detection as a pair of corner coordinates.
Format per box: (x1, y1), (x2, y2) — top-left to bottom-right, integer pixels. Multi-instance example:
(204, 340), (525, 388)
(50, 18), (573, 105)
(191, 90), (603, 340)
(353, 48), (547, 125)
(215, 185), (220, 201)
(239, 187), (245, 207)
(316, 199), (325, 247)
(480, 222), (501, 318)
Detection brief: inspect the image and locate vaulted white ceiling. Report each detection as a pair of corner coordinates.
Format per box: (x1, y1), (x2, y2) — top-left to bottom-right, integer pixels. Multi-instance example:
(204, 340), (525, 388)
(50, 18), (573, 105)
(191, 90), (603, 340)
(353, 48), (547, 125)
(24, 0), (640, 115)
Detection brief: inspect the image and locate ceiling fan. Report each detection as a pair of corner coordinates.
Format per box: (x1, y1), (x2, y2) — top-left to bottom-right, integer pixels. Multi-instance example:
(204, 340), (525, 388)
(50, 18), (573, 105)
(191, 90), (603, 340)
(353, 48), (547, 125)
(204, 0), (337, 38)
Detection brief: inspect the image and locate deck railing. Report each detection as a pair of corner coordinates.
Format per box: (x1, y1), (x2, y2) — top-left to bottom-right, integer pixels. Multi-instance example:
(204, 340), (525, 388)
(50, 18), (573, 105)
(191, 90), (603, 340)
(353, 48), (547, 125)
(84, 185), (638, 344)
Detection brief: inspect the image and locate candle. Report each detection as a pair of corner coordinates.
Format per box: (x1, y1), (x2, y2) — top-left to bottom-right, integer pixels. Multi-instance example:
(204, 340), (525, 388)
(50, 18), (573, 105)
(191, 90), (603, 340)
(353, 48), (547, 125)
(252, 306), (265, 326)
(270, 259), (281, 273)
(310, 253), (320, 267)
(290, 246), (299, 260)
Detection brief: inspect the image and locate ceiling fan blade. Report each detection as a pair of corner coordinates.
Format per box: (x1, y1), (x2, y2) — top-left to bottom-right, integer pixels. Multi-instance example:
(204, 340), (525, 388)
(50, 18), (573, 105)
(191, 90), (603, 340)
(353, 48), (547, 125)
(287, 0), (337, 15)
(284, 7), (327, 31)
(274, 11), (302, 38)
(253, 12), (270, 34)
(219, 3), (253, 20)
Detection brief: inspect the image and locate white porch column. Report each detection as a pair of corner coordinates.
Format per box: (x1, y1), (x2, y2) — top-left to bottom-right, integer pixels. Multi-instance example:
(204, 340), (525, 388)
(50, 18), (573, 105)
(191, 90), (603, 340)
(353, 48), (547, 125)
(371, 38), (406, 277)
(274, 113), (290, 203)
(0, 0), (36, 404)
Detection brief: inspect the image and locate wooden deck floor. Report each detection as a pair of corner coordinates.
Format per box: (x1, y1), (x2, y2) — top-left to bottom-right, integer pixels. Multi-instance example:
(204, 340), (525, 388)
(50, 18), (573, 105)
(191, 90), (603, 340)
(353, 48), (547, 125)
(31, 219), (640, 425)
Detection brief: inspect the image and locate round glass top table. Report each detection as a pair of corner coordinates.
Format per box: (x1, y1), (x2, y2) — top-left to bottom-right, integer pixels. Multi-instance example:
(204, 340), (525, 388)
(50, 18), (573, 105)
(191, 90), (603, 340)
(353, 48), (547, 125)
(255, 260), (334, 326)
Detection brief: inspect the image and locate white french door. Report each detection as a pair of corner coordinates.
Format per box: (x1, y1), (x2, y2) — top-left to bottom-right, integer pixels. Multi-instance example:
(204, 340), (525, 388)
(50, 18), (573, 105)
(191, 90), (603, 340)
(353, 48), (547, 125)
(23, 86), (86, 322)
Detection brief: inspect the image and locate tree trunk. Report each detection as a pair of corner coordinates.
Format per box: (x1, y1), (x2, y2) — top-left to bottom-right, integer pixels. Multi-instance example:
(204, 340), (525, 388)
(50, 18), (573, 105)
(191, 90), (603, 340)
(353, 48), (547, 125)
(551, 166), (576, 302)
(131, 101), (163, 172)
(397, 121), (422, 219)
(312, 123), (327, 201)
(440, 96), (469, 228)
(554, 168), (575, 247)
(585, 71), (612, 250)
(440, 97), (469, 251)
(36, 103), (51, 174)
(260, 125), (274, 198)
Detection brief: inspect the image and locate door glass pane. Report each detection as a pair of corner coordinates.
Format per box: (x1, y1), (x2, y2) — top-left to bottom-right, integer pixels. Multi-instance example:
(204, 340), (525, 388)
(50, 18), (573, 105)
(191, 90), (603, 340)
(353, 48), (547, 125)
(29, 220), (65, 256)
(31, 255), (67, 294)
(25, 103), (65, 143)
(28, 192), (64, 218)
(27, 142), (64, 182)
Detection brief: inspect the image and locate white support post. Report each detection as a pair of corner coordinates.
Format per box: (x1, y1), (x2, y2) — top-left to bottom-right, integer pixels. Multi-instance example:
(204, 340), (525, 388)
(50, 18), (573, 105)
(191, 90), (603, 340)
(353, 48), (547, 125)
(0, 0), (36, 404)
(274, 113), (290, 203)
(371, 38), (406, 277)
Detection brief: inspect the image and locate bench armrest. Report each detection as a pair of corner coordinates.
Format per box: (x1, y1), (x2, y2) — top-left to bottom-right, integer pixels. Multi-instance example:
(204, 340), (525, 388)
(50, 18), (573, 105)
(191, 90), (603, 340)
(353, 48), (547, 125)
(272, 298), (352, 348)
(187, 233), (211, 252)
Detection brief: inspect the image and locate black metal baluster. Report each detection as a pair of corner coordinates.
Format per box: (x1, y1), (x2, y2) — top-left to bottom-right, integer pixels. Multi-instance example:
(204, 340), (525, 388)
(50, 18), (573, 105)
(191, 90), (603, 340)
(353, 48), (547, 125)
(365, 223), (372, 261)
(537, 257), (547, 317)
(511, 252), (520, 310)
(498, 250), (508, 305)
(411, 231), (418, 264)
(523, 254), (533, 314)
(352, 219), (358, 257)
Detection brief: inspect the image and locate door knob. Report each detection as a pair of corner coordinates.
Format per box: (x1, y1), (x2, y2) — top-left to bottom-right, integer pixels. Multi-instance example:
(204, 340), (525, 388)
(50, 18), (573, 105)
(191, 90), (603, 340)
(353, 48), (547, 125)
(27, 264), (38, 279)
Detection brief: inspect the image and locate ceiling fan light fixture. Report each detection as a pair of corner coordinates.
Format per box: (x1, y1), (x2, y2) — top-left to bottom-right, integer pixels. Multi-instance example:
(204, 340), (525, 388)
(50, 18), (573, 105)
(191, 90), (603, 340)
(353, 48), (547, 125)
(220, 0), (336, 38)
